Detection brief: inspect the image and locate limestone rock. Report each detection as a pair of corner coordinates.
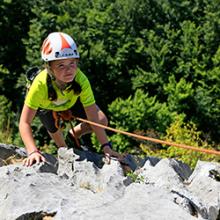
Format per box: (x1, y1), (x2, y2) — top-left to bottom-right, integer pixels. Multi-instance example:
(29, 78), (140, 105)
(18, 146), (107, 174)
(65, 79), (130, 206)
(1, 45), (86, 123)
(0, 144), (219, 220)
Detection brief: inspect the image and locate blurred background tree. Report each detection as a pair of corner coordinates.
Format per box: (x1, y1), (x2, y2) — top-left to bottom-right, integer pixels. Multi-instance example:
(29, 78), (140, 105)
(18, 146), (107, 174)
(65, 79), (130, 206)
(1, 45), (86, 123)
(0, 0), (219, 166)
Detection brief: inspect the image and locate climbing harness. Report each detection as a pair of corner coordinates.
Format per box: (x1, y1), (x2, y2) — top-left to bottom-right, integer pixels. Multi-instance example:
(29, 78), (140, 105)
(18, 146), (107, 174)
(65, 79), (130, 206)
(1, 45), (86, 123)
(52, 110), (81, 148)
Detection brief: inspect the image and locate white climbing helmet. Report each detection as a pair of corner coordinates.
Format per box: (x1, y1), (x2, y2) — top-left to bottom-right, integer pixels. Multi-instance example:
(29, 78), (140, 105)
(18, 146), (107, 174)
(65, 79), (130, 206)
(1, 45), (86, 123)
(41, 32), (80, 61)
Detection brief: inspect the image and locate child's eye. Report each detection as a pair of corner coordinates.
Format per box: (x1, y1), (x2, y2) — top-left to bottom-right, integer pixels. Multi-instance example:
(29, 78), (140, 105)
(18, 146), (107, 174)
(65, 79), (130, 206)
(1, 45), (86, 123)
(58, 64), (65, 70)
(70, 60), (77, 65)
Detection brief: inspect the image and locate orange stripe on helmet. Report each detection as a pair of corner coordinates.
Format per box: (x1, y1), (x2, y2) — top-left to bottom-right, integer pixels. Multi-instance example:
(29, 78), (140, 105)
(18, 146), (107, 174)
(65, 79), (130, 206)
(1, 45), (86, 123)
(42, 39), (52, 55)
(42, 37), (48, 49)
(60, 33), (71, 50)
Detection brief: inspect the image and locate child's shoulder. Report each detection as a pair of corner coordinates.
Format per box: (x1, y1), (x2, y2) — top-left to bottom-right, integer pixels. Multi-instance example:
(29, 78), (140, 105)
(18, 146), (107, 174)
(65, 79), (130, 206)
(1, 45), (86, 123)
(75, 68), (88, 82)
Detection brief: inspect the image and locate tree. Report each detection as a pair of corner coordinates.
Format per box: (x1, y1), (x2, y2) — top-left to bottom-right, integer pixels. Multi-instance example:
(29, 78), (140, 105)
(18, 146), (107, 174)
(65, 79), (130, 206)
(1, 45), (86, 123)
(0, 0), (35, 108)
(0, 0), (219, 155)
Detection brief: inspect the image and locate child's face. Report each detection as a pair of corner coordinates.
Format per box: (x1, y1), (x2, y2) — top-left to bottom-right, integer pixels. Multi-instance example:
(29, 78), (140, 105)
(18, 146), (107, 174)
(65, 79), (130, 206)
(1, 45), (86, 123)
(50, 58), (79, 83)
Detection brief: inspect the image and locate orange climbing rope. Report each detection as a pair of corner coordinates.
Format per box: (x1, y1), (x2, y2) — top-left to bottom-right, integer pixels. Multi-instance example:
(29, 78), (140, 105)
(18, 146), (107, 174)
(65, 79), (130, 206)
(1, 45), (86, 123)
(74, 116), (220, 156)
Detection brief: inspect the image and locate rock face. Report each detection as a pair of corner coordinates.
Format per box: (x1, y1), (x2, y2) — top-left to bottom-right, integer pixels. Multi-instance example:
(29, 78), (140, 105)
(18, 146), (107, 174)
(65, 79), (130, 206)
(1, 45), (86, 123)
(0, 143), (219, 220)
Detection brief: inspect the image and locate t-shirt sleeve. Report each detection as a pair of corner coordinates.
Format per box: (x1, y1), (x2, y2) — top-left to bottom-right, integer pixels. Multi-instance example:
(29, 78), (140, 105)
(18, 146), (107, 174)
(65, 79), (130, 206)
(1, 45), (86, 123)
(25, 76), (47, 110)
(77, 70), (96, 107)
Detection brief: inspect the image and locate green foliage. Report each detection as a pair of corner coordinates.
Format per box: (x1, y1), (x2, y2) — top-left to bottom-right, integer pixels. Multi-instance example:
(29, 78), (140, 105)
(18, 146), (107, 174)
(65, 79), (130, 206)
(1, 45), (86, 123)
(39, 142), (57, 155)
(0, 65), (9, 93)
(126, 171), (144, 183)
(0, 96), (14, 143)
(0, 94), (23, 147)
(193, 49), (220, 139)
(150, 116), (218, 168)
(0, 0), (37, 110)
(164, 75), (193, 113)
(0, 0), (219, 158)
(108, 89), (178, 152)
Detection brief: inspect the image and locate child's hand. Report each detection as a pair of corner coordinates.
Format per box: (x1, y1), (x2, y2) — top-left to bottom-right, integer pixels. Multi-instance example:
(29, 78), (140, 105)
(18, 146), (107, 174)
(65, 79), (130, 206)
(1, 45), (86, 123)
(103, 145), (124, 164)
(23, 151), (46, 166)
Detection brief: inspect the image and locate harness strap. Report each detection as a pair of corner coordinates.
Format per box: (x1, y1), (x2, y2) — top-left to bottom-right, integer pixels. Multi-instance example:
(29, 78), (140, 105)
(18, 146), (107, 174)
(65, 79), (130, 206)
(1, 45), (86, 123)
(52, 110), (81, 148)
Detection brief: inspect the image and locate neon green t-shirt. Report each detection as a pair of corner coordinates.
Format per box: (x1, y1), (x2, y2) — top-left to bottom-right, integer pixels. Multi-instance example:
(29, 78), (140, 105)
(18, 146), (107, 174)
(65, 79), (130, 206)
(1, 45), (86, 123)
(25, 68), (95, 111)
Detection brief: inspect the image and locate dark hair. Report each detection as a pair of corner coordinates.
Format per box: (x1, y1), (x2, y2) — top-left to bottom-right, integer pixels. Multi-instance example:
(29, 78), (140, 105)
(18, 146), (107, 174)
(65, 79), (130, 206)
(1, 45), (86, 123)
(46, 74), (81, 101)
